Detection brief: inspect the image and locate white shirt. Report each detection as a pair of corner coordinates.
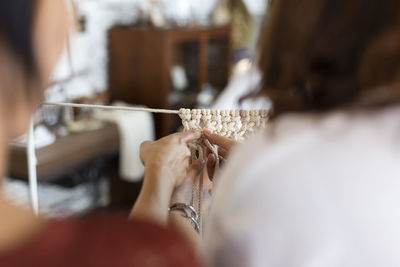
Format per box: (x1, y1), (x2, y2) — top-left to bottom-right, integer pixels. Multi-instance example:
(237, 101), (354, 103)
(204, 106), (400, 267)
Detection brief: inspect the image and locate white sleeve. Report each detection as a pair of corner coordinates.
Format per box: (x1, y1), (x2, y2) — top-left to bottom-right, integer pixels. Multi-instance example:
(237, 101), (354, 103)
(201, 126), (400, 267)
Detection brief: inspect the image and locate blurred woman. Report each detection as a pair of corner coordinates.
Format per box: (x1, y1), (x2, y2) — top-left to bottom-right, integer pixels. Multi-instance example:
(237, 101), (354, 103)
(0, 1), (201, 266)
(200, 0), (400, 266)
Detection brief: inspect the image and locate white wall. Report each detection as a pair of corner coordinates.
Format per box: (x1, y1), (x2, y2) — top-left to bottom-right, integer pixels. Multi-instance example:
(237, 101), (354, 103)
(48, 0), (267, 101)
(244, 0), (267, 15)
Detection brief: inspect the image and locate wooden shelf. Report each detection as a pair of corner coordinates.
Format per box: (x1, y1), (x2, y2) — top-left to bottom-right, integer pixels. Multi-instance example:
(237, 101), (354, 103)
(108, 26), (232, 137)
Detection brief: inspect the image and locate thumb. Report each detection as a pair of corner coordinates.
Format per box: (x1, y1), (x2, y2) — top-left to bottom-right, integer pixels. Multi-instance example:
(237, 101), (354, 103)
(140, 141), (152, 164)
(186, 159), (204, 179)
(207, 153), (216, 181)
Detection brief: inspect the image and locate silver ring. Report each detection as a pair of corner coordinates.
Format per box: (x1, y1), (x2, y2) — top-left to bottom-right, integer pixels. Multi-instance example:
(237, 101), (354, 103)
(169, 203), (199, 221)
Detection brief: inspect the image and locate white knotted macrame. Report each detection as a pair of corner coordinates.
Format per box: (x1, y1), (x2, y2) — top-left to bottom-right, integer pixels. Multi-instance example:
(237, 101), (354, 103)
(179, 109), (270, 141)
(43, 103), (270, 140)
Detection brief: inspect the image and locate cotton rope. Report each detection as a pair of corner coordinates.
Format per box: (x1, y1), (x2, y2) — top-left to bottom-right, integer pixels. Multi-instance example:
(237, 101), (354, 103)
(27, 119), (39, 216)
(43, 102), (269, 141)
(43, 102), (180, 114)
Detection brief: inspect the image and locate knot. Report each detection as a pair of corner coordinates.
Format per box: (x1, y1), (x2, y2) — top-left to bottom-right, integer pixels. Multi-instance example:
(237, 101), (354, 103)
(179, 108), (270, 141)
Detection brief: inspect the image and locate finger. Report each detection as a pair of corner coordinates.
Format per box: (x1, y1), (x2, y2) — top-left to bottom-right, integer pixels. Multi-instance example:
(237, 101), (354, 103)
(207, 154), (216, 181)
(219, 156), (227, 172)
(180, 130), (202, 143)
(205, 146), (210, 157)
(208, 182), (213, 196)
(187, 159), (204, 179)
(203, 130), (236, 150)
(219, 155), (227, 164)
(205, 146), (214, 158)
(139, 140), (153, 163)
(218, 147), (229, 158)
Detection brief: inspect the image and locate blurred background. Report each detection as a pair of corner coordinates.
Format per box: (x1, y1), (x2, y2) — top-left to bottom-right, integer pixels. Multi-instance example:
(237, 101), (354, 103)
(4, 0), (270, 218)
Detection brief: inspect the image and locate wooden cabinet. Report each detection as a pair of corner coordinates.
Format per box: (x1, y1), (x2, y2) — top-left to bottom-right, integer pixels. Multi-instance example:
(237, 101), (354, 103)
(108, 26), (232, 137)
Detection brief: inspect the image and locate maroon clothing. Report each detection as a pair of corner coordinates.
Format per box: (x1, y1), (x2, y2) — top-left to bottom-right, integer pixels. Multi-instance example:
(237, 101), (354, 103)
(0, 216), (201, 267)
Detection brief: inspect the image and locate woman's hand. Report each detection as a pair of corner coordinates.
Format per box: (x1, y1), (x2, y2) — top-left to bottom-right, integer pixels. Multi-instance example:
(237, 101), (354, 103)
(203, 130), (237, 180)
(131, 131), (203, 225)
(140, 130), (203, 188)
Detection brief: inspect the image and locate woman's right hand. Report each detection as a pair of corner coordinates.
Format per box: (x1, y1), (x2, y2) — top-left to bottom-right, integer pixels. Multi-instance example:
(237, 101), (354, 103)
(203, 130), (237, 180)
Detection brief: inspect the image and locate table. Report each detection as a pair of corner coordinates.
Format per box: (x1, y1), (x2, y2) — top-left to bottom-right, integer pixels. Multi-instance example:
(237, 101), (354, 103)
(8, 122), (119, 181)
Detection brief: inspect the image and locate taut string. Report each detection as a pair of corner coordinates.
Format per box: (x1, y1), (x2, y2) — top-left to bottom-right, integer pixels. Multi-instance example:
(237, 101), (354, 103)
(43, 102), (180, 114)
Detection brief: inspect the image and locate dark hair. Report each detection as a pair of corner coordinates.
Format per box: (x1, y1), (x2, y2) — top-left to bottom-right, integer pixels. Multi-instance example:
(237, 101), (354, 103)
(0, 0), (37, 77)
(258, 0), (400, 116)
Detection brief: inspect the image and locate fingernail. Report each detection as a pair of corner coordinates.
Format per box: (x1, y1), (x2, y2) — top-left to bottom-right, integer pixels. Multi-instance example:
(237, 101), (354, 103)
(203, 129), (212, 135)
(208, 153), (215, 162)
(198, 159), (205, 168)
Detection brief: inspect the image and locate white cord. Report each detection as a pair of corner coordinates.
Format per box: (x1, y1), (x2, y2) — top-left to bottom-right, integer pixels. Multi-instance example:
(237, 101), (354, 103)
(43, 102), (180, 114)
(27, 119), (39, 216)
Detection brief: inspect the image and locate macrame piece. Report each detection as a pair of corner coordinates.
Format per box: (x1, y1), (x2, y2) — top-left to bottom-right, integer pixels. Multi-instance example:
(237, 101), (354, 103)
(179, 108), (270, 141)
(180, 108), (270, 235)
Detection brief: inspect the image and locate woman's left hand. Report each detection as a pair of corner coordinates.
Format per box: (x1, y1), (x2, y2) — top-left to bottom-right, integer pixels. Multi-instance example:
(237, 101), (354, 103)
(140, 130), (203, 190)
(131, 130), (203, 224)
